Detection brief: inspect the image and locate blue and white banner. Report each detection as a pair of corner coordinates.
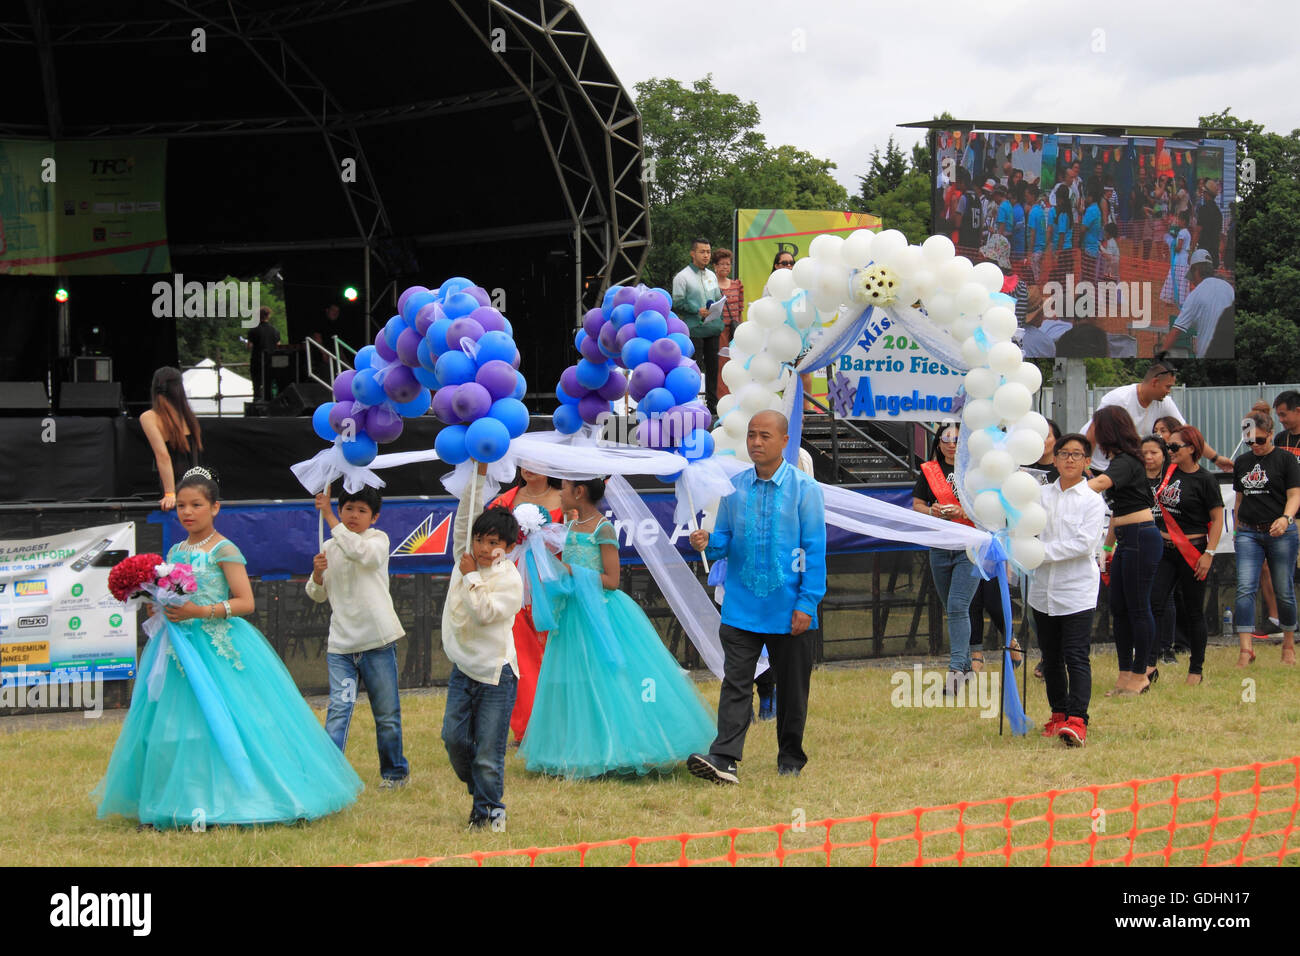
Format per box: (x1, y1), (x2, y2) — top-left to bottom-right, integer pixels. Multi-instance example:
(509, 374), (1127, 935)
(829, 310), (961, 421)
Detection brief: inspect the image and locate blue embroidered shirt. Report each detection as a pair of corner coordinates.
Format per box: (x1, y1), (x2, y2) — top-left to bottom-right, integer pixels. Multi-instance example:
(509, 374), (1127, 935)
(705, 460), (827, 633)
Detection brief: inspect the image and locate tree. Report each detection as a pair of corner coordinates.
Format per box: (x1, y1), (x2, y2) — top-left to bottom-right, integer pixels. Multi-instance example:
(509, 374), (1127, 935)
(856, 136), (909, 208)
(176, 276), (287, 374)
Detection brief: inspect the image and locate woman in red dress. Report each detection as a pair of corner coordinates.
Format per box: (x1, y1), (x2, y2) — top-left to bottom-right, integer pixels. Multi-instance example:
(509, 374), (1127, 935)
(712, 248), (745, 402)
(491, 468), (565, 742)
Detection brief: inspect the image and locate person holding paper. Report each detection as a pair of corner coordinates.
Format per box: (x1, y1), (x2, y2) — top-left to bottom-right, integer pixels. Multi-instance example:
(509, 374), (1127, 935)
(672, 236), (723, 410)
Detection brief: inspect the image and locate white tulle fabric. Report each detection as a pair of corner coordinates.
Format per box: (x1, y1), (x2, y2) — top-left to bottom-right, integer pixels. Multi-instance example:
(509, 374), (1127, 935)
(884, 301), (969, 373)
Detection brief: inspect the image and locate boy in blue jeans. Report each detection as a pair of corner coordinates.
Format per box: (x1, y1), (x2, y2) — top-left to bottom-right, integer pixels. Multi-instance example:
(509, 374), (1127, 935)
(441, 466), (523, 830)
(307, 486), (409, 788)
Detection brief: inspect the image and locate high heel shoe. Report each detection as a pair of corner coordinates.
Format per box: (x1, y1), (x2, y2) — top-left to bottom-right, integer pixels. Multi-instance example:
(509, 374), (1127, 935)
(1237, 649), (1256, 667)
(1147, 667), (1159, 685)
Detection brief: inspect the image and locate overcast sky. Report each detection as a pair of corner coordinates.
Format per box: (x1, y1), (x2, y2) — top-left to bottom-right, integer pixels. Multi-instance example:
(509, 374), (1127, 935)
(573, 0), (1298, 195)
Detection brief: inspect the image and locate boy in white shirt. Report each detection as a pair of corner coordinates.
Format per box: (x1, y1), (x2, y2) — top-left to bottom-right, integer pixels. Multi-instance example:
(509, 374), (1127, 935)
(441, 466), (523, 830)
(307, 486), (409, 788)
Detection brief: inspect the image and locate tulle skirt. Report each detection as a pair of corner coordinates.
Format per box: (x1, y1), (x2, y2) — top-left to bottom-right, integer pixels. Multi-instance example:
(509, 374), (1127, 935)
(92, 617), (362, 828)
(520, 586), (716, 779)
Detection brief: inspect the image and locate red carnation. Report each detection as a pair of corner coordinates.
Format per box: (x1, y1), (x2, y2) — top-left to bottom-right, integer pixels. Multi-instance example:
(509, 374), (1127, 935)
(108, 553), (164, 602)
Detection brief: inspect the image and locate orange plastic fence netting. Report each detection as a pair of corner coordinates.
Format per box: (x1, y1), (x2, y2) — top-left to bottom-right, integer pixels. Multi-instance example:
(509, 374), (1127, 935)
(355, 756), (1300, 867)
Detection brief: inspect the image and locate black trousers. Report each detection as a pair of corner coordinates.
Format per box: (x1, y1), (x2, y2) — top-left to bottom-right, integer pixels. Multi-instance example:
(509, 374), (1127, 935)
(969, 577), (1007, 649)
(692, 334), (719, 411)
(711, 623), (814, 770)
(1149, 546), (1209, 674)
(1033, 607), (1093, 724)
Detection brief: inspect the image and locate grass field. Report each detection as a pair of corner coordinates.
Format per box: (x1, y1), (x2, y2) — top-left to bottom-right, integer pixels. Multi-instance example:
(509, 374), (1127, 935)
(3, 643), (1298, 867)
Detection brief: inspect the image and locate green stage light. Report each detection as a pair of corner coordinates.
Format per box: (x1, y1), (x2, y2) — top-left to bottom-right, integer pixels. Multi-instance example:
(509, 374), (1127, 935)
(343, 286), (358, 302)
(55, 288), (69, 303)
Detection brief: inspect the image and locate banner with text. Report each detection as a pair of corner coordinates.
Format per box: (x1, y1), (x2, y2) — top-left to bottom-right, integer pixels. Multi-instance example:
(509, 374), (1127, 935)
(827, 310), (961, 422)
(0, 523), (137, 686)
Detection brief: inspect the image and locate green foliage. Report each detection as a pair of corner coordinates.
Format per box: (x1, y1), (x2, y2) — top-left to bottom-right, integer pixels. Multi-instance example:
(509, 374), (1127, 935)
(175, 277), (287, 374)
(857, 136), (910, 207)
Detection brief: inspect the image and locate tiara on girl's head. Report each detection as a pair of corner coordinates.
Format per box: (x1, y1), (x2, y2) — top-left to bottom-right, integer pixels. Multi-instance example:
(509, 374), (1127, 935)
(182, 466), (214, 481)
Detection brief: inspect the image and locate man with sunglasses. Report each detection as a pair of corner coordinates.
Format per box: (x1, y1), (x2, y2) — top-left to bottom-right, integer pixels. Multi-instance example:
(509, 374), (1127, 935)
(1273, 391), (1300, 460)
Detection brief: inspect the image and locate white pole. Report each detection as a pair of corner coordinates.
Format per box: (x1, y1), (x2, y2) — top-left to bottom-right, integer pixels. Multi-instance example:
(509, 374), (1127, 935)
(683, 481), (710, 575)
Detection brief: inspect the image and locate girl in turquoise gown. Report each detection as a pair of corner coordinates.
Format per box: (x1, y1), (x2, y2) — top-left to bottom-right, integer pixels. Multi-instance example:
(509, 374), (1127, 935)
(519, 477), (715, 779)
(93, 468), (362, 828)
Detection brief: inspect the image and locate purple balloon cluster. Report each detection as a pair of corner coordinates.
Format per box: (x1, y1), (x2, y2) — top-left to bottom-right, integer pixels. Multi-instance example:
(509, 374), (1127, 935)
(311, 277), (528, 468)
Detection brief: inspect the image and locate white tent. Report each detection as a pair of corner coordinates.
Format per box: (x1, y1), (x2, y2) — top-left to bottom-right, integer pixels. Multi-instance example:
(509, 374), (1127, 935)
(184, 358), (253, 415)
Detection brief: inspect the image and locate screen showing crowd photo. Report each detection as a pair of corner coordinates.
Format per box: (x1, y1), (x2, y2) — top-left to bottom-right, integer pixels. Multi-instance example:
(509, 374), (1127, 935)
(930, 129), (1236, 360)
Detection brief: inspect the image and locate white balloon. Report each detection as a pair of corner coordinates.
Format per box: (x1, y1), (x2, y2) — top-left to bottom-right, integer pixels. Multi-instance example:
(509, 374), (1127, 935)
(791, 257), (821, 289)
(815, 308), (840, 327)
(981, 306), (1017, 343)
(921, 234), (956, 264)
(716, 393), (738, 418)
(923, 292), (957, 326)
(955, 282), (990, 316)
(1011, 536), (1045, 570)
(960, 336), (989, 368)
(963, 367), (999, 400)
(750, 297), (786, 329)
(973, 490), (1007, 529)
(869, 229), (907, 264)
(1011, 501), (1047, 537)
(1014, 411), (1051, 440)
(972, 261), (1005, 294)
(721, 358), (752, 392)
(1006, 427), (1046, 466)
(883, 244), (923, 279)
(964, 467), (992, 494)
(809, 233), (846, 265)
(966, 428), (996, 461)
(841, 229), (875, 268)
(938, 256), (973, 292)
(1007, 361), (1043, 394)
(738, 384), (770, 415)
(817, 264), (851, 302)
(748, 353), (780, 387)
(1001, 471), (1043, 510)
(765, 269), (797, 301)
(790, 293), (817, 328)
(962, 398), (998, 430)
(910, 268), (938, 302)
(992, 382), (1033, 422)
(987, 340), (1023, 376)
(766, 325), (803, 363)
(723, 412), (748, 439)
(951, 314), (980, 343)
(981, 449), (1017, 482)
(814, 287), (844, 313)
(731, 321), (766, 355)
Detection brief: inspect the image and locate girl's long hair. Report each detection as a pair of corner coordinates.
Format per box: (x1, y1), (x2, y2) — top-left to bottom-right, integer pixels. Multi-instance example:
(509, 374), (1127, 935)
(150, 367), (202, 453)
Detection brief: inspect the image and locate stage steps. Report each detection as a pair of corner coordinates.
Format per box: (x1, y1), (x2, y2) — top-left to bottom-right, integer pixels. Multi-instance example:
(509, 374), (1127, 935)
(800, 414), (915, 484)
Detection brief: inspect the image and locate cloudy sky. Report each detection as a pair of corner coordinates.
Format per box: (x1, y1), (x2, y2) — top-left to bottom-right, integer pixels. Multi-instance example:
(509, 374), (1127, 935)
(573, 0), (1298, 194)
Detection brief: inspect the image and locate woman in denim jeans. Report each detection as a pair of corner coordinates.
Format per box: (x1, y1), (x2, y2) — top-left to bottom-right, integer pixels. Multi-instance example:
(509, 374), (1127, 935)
(1232, 410), (1300, 666)
(912, 423), (979, 694)
(1088, 406), (1162, 696)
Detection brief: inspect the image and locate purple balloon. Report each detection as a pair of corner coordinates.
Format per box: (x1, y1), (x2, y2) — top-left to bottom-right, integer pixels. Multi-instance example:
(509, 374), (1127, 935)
(615, 323), (639, 351)
(579, 335), (606, 363)
(332, 369), (357, 403)
(452, 382), (493, 422)
(660, 407), (690, 445)
(446, 317), (485, 350)
(582, 310), (606, 340)
(612, 287), (638, 309)
(329, 400), (369, 435)
(560, 365), (582, 398)
(511, 352), (521, 370)
(397, 285), (429, 317)
(475, 359), (518, 401)
(374, 330), (397, 362)
(470, 306), (506, 333)
(596, 368), (627, 401)
(629, 361), (665, 400)
(328, 401), (355, 434)
(597, 322), (620, 355)
(367, 405), (404, 443)
(635, 289), (672, 317)
(636, 417), (664, 449)
(432, 387), (461, 425)
(682, 402), (712, 435)
(578, 394), (608, 425)
(396, 327), (423, 367)
(466, 286), (492, 308)
(649, 337), (683, 372)
(666, 316), (689, 336)
(383, 365), (421, 405)
(414, 302), (444, 336)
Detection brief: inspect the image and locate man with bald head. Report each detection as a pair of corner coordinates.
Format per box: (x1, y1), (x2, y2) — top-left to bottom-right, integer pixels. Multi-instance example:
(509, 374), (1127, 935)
(688, 410), (827, 784)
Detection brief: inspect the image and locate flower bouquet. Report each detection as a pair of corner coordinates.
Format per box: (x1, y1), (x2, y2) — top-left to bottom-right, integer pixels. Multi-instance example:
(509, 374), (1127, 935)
(108, 553), (197, 609)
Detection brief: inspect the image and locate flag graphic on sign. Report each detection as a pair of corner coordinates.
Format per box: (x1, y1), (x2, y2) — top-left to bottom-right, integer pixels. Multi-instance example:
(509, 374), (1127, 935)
(393, 514), (452, 556)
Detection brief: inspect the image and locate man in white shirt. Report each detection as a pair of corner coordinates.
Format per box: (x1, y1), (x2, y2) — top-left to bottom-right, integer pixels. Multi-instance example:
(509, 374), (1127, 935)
(1159, 249), (1234, 359)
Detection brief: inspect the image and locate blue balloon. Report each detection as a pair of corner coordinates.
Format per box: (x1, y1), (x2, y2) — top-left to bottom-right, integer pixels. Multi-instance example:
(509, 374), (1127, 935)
(610, 303), (636, 328)
(440, 276), (476, 299)
(634, 310), (668, 341)
(621, 337), (652, 369)
(657, 469), (683, 485)
(354, 345), (377, 371)
(466, 416), (512, 463)
(434, 350), (476, 387)
(435, 424), (470, 465)
(413, 365), (440, 390)
(500, 316), (513, 339)
(576, 358), (611, 390)
(511, 372), (527, 400)
(312, 402), (337, 441)
(665, 365), (702, 406)
(668, 332), (695, 358)
(402, 291), (437, 326)
(351, 368), (386, 406)
(640, 387), (675, 417)
(575, 328), (587, 350)
(490, 397), (530, 439)
(553, 403), (583, 434)
(681, 427), (715, 462)
(556, 383), (579, 405)
(393, 387), (432, 418)
(476, 330), (518, 366)
(427, 318), (454, 357)
(416, 337), (436, 372)
(383, 316), (405, 349)
(341, 430), (378, 466)
(442, 292), (479, 320)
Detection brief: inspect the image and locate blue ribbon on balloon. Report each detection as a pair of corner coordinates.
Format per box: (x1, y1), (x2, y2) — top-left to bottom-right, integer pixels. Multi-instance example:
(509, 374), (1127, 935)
(968, 534), (1033, 736)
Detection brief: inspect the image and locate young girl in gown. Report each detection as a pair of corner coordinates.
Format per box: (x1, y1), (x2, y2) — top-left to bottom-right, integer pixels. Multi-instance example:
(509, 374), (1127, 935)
(491, 469), (565, 743)
(519, 477), (715, 779)
(93, 468), (363, 828)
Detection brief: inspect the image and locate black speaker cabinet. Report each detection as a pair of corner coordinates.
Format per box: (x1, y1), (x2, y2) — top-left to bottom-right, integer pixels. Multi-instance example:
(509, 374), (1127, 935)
(270, 382), (332, 416)
(57, 381), (123, 415)
(0, 382), (50, 415)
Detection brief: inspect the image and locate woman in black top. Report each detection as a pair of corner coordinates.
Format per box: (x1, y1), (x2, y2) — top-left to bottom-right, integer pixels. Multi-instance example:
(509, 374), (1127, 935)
(1141, 434), (1179, 666)
(1233, 410), (1300, 666)
(1088, 406), (1161, 695)
(1149, 426), (1224, 683)
(139, 367), (202, 511)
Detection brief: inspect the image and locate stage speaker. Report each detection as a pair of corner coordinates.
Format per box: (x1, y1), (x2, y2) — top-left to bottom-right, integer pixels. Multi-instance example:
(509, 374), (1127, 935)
(57, 381), (123, 415)
(269, 382), (331, 417)
(0, 382), (50, 416)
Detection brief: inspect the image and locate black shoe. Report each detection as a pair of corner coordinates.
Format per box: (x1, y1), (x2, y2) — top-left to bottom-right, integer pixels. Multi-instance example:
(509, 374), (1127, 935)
(1161, 652), (1177, 665)
(687, 752), (738, 785)
(777, 765), (801, 777)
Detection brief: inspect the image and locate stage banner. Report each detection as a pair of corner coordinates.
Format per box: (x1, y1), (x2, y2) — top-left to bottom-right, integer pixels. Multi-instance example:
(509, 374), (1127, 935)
(0, 523), (137, 686)
(827, 311), (961, 422)
(0, 138), (170, 276)
(154, 487), (921, 579)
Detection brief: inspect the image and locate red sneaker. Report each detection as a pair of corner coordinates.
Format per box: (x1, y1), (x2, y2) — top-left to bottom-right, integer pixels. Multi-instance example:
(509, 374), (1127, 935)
(1041, 712), (1066, 738)
(1058, 716), (1087, 747)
